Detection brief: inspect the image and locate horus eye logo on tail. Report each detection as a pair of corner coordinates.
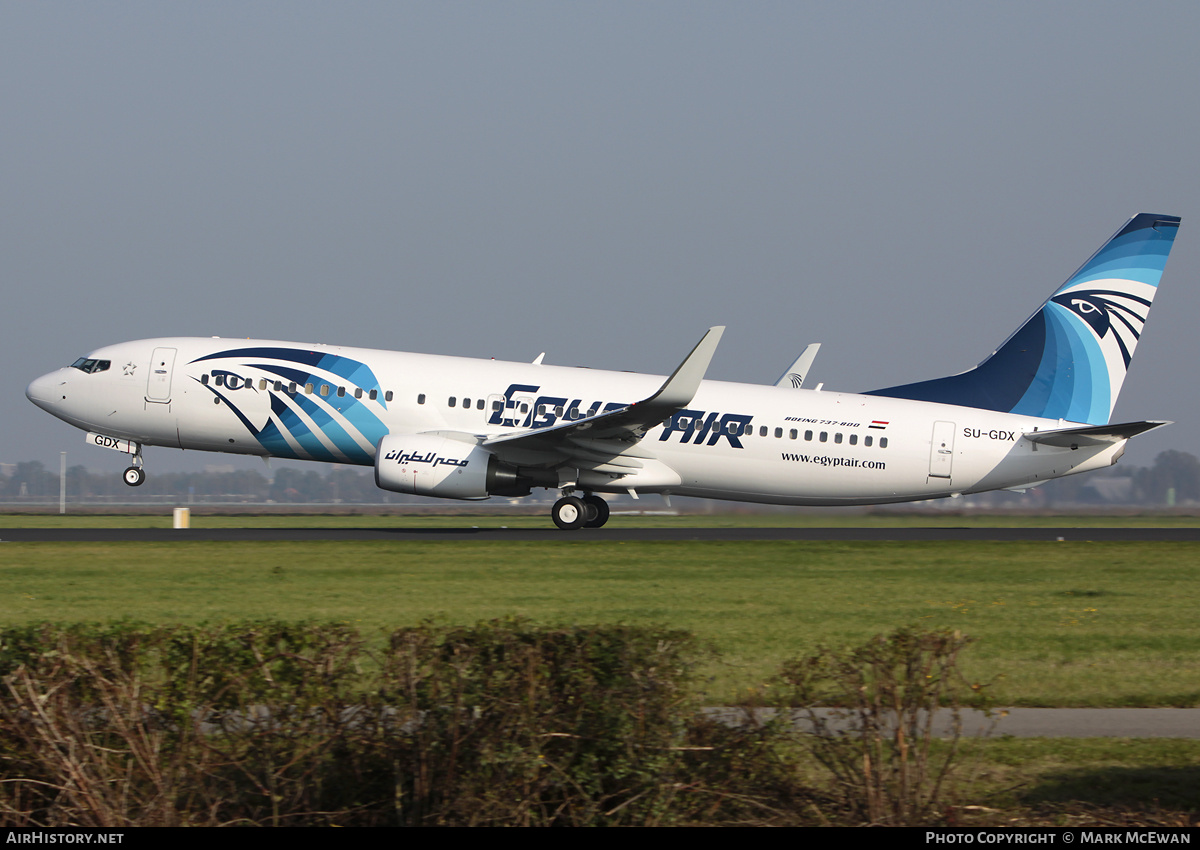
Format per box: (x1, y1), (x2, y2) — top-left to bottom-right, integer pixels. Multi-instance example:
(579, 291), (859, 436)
(1049, 286), (1153, 369)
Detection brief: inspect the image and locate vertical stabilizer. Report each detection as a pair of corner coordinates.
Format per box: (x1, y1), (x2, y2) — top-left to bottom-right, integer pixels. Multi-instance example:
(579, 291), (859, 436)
(865, 214), (1180, 424)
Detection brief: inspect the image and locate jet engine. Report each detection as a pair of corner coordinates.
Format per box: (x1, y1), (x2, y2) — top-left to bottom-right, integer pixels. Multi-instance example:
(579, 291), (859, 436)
(374, 433), (529, 499)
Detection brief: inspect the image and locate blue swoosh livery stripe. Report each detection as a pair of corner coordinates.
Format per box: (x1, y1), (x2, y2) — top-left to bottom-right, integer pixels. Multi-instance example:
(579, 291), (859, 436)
(189, 346), (390, 463)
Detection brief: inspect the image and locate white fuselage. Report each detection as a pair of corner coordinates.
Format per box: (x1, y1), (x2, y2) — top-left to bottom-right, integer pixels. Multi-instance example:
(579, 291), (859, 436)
(26, 336), (1123, 506)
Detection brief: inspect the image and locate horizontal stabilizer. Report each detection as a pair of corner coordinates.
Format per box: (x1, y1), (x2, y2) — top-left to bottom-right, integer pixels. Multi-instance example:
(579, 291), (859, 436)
(1022, 420), (1170, 448)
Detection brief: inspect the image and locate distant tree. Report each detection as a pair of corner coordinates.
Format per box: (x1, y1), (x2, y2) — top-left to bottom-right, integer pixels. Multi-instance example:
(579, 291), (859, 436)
(269, 467), (330, 503)
(4, 461), (57, 498)
(1134, 450), (1200, 505)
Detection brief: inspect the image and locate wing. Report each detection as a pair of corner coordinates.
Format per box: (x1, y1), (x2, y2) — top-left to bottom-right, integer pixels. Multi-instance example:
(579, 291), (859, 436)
(480, 327), (724, 477)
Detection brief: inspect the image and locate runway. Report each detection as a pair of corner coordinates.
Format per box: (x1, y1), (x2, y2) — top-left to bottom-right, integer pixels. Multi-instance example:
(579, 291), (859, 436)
(4, 526), (1200, 542)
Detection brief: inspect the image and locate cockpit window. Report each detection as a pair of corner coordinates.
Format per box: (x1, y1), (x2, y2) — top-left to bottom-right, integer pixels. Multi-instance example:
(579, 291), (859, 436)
(70, 358), (111, 374)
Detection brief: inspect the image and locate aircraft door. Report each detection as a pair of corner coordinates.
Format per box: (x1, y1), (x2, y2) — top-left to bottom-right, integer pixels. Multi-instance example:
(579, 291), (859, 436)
(487, 394), (506, 424)
(929, 420), (955, 479)
(510, 394), (535, 428)
(146, 347), (177, 403)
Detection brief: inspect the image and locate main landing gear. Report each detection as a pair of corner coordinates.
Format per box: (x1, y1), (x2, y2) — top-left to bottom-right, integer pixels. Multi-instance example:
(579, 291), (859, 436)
(551, 492), (610, 530)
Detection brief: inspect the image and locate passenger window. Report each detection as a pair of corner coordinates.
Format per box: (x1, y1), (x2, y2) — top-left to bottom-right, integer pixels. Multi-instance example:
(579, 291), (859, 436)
(449, 397), (457, 407)
(288, 382), (297, 394)
(354, 388), (363, 399)
(849, 434), (858, 445)
(385, 391), (393, 402)
(259, 379), (267, 391)
(463, 398), (472, 409)
(789, 429), (797, 440)
(759, 426), (767, 437)
(864, 435), (873, 447)
(774, 427), (783, 438)
(214, 375), (225, 387)
(337, 386), (345, 397)
(555, 406), (564, 417)
(201, 374), (209, 385)
(418, 394), (426, 405)
(819, 432), (828, 442)
(805, 430), (813, 441)
(492, 400), (502, 411)
(273, 381), (282, 392)
(304, 383), (314, 394)
(369, 389), (377, 400)
(320, 384), (330, 396)
(834, 433), (843, 444)
(880, 437), (889, 448)
(477, 399), (484, 410)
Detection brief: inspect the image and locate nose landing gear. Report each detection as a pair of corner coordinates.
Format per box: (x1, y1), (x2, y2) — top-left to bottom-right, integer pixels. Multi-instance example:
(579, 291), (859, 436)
(122, 445), (146, 487)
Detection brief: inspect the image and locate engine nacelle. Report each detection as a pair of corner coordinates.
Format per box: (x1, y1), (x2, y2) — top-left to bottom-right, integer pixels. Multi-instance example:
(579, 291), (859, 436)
(374, 433), (533, 500)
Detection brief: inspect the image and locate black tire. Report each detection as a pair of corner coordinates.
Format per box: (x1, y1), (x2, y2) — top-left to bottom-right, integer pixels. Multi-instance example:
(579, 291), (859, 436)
(582, 494), (610, 528)
(552, 496), (587, 530)
(123, 466), (145, 487)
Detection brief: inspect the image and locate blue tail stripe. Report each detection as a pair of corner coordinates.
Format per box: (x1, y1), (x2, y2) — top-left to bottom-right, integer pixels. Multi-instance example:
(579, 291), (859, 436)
(1069, 220), (1176, 288)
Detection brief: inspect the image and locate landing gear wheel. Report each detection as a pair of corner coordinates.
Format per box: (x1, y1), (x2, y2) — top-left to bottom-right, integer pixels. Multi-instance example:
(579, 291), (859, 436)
(123, 466), (146, 487)
(552, 496), (587, 530)
(582, 494), (610, 528)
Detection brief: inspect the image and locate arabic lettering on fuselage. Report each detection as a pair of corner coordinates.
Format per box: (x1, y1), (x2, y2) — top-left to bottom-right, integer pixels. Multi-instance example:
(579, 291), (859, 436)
(383, 449), (469, 468)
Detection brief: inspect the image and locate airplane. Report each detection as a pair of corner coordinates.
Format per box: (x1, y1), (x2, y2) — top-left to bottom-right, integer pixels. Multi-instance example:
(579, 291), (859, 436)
(26, 213), (1180, 529)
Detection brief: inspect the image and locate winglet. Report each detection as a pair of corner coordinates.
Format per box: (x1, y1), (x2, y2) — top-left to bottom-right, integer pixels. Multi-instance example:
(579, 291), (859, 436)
(774, 343), (821, 388)
(638, 326), (724, 410)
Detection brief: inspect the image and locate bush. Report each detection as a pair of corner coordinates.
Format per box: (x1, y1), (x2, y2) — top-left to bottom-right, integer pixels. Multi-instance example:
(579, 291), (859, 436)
(778, 626), (987, 825)
(0, 619), (776, 826)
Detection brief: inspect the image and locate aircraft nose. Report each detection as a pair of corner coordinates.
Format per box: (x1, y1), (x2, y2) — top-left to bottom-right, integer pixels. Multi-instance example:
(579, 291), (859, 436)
(26, 372), (62, 411)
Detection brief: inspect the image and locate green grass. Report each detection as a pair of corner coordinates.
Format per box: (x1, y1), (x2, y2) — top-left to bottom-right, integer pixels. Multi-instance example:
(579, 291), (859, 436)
(1, 539), (1197, 706)
(955, 738), (1200, 817)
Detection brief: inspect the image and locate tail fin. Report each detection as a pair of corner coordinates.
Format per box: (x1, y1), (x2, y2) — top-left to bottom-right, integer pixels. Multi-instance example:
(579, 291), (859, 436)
(865, 213), (1181, 424)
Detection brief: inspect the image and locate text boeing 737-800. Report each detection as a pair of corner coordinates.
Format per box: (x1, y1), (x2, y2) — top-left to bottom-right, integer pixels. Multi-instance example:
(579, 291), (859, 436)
(27, 214), (1180, 529)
